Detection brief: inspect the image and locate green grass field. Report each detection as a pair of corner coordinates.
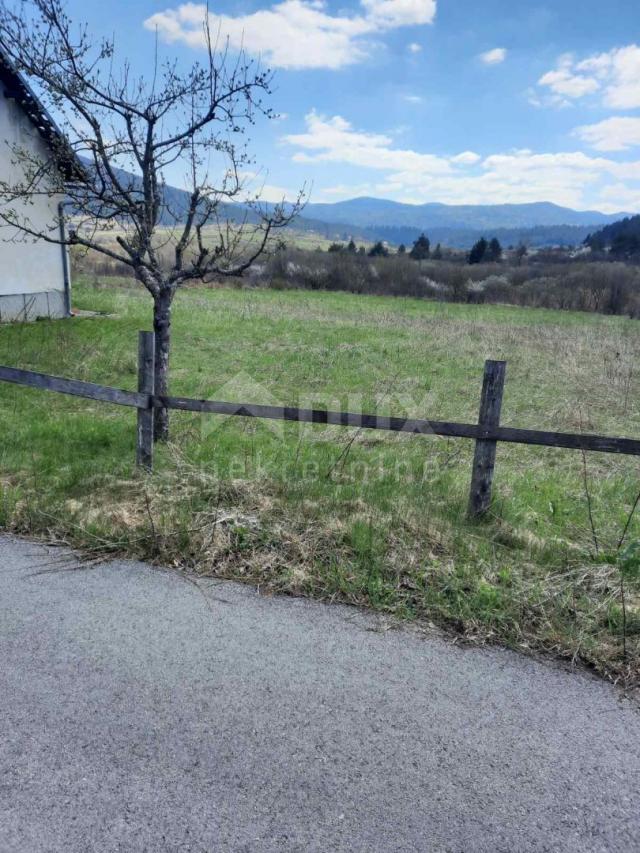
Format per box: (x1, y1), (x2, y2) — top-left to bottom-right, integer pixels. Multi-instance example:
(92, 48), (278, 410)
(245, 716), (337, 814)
(1, 277), (640, 684)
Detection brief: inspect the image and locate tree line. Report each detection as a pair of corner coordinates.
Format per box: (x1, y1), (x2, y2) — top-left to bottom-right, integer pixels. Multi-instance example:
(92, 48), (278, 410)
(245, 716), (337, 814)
(325, 233), (506, 264)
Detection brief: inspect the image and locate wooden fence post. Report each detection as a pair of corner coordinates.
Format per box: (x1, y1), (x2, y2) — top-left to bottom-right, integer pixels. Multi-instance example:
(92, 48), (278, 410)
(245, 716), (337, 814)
(136, 331), (155, 471)
(467, 360), (506, 518)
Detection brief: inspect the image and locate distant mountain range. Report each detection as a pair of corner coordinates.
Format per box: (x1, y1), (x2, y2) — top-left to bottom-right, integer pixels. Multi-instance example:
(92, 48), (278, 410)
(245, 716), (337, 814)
(299, 197), (628, 232)
(76, 165), (632, 249)
(282, 197), (630, 249)
(285, 217), (607, 250)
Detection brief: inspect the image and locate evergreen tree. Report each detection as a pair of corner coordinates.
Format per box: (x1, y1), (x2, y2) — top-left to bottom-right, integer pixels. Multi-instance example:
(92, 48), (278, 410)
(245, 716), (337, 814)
(347, 239), (357, 253)
(585, 233), (605, 252)
(328, 242), (344, 253)
(409, 233), (431, 260)
(432, 243), (443, 260)
(469, 237), (488, 264)
(487, 237), (503, 262)
(397, 243), (406, 255)
(612, 234), (640, 257)
(368, 241), (389, 257)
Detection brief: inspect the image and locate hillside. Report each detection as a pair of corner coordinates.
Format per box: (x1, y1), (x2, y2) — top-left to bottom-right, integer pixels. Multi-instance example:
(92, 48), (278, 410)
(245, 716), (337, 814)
(586, 215), (640, 256)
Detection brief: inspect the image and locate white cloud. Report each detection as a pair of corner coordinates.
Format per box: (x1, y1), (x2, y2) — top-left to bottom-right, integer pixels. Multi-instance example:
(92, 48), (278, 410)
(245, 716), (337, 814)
(479, 47), (507, 66)
(526, 87), (571, 110)
(538, 45), (640, 109)
(402, 94), (423, 103)
(407, 42), (422, 53)
(253, 183), (298, 202)
(597, 183), (640, 213)
(575, 117), (640, 152)
(282, 111), (640, 211)
(237, 170), (299, 203)
(451, 151), (481, 165)
(361, 0), (436, 27)
(284, 111), (452, 174)
(145, 0), (437, 70)
(538, 54), (600, 100)
(320, 183), (379, 198)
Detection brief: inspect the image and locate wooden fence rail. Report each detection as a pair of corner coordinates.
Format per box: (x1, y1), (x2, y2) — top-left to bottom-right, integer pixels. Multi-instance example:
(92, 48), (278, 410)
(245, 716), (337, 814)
(2, 330), (640, 517)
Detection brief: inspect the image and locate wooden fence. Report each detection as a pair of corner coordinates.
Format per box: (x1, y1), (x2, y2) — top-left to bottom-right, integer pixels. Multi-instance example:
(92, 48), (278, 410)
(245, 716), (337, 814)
(1, 330), (640, 517)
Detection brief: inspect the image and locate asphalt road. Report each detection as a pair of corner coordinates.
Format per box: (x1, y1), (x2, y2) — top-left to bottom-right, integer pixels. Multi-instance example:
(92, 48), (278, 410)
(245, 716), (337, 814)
(1, 534), (639, 852)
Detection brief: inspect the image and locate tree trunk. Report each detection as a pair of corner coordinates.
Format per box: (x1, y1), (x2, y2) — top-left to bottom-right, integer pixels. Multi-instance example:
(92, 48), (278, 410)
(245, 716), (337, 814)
(153, 288), (173, 441)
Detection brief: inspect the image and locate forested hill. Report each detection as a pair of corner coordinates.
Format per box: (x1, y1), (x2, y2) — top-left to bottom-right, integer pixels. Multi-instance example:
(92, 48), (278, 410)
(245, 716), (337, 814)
(586, 215), (640, 256)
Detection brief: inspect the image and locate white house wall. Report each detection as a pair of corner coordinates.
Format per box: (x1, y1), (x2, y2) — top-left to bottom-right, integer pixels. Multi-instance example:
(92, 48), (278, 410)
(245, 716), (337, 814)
(0, 88), (68, 320)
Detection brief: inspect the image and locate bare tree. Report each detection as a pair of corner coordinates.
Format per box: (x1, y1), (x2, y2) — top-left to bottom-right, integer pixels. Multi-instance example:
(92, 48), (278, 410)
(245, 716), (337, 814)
(0, 0), (304, 439)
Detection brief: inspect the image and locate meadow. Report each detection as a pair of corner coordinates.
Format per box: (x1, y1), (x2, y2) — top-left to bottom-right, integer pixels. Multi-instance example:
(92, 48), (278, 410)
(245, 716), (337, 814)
(1, 277), (640, 684)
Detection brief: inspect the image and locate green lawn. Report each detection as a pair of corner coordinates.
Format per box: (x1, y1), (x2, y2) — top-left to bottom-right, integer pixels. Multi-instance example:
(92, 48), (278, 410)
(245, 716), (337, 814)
(2, 277), (640, 684)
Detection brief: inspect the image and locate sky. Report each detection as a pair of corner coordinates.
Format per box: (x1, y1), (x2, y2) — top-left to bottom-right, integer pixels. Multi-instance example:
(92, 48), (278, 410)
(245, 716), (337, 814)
(64, 0), (640, 212)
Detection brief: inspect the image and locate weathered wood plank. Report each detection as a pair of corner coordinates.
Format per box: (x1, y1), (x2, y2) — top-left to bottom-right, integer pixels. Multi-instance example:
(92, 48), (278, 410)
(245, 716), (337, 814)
(0, 366), (146, 408)
(157, 395), (482, 438)
(157, 395), (640, 455)
(468, 360), (507, 518)
(493, 426), (640, 455)
(136, 332), (155, 471)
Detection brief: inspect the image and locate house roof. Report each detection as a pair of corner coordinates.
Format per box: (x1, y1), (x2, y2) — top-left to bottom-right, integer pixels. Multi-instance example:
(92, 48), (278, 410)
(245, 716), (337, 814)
(0, 44), (81, 181)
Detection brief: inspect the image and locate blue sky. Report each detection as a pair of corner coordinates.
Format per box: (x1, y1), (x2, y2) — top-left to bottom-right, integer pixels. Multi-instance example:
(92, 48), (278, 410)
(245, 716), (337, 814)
(65, 0), (640, 211)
